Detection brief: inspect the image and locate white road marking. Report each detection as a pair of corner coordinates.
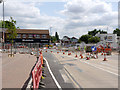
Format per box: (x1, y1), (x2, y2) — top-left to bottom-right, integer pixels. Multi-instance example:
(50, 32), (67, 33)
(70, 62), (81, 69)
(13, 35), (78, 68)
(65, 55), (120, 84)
(100, 62), (118, 69)
(44, 57), (62, 90)
(80, 60), (119, 76)
(26, 76), (32, 88)
(59, 70), (69, 83)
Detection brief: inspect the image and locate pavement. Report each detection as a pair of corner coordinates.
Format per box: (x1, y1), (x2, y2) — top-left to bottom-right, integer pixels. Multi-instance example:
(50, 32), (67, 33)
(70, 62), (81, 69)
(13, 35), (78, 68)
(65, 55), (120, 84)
(2, 53), (37, 88)
(0, 53), (2, 90)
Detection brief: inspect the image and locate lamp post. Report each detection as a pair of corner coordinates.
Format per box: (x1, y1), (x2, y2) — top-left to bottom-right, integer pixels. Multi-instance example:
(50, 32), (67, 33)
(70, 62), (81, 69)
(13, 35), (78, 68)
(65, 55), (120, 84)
(0, 0), (5, 49)
(49, 27), (52, 44)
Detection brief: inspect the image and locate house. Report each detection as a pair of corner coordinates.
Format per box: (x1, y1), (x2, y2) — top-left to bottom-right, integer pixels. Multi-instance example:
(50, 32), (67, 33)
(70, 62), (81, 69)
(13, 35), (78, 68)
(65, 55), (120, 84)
(61, 36), (71, 47)
(95, 32), (118, 49)
(61, 36), (78, 47)
(70, 37), (78, 45)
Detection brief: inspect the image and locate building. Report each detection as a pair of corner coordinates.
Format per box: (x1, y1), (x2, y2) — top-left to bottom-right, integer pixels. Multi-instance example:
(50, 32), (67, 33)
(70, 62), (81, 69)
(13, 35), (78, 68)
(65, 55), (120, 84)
(2, 29), (50, 46)
(117, 36), (120, 49)
(95, 32), (118, 49)
(70, 37), (78, 45)
(61, 36), (78, 47)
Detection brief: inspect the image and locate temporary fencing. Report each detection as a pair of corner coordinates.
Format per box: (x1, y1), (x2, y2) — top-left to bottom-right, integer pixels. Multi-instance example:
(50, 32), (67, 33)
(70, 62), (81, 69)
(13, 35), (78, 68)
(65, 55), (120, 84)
(32, 53), (43, 89)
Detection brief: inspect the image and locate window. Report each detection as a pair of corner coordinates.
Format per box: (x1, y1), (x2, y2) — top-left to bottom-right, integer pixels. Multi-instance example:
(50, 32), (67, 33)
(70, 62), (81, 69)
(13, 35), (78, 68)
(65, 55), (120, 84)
(34, 34), (40, 38)
(42, 35), (47, 38)
(28, 34), (33, 38)
(22, 34), (26, 38)
(16, 34), (21, 38)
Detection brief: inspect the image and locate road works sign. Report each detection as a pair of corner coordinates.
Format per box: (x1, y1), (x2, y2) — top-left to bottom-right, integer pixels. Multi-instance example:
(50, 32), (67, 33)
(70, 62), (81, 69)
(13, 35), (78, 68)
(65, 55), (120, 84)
(91, 46), (97, 52)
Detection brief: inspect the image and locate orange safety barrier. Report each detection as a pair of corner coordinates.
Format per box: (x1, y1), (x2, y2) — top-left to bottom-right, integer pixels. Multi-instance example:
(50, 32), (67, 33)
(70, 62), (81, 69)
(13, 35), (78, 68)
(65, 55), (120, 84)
(40, 54), (43, 65)
(32, 56), (42, 89)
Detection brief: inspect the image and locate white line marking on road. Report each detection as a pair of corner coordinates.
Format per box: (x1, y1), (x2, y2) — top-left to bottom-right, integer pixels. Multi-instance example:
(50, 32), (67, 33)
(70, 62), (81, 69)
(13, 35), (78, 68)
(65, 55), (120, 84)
(44, 57), (62, 90)
(59, 70), (69, 83)
(80, 61), (120, 76)
(100, 62), (118, 69)
(26, 76), (32, 88)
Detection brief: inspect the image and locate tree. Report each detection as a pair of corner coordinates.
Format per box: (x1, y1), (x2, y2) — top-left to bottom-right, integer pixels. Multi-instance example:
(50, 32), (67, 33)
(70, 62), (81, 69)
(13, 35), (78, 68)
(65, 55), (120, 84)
(88, 29), (107, 36)
(6, 17), (17, 55)
(79, 35), (92, 44)
(77, 39), (81, 43)
(50, 36), (57, 43)
(113, 28), (120, 36)
(88, 36), (100, 43)
(55, 32), (59, 42)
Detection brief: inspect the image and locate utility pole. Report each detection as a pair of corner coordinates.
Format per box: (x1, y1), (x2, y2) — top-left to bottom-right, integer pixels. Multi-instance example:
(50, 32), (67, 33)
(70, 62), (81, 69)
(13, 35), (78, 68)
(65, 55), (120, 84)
(0, 0), (5, 49)
(49, 27), (52, 44)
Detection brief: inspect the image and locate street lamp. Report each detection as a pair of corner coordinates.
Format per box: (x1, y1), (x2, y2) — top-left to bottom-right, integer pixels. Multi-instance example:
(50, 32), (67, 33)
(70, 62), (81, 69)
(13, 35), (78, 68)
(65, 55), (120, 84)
(0, 0), (5, 48)
(49, 27), (52, 44)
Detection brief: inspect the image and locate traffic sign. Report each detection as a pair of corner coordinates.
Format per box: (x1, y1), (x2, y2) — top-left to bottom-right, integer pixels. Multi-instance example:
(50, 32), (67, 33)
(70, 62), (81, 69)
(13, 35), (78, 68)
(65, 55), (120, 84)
(91, 46), (97, 52)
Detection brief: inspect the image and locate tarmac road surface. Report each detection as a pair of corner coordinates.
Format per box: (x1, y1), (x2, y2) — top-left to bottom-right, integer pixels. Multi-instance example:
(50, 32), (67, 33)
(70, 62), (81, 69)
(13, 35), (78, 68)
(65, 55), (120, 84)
(43, 49), (119, 89)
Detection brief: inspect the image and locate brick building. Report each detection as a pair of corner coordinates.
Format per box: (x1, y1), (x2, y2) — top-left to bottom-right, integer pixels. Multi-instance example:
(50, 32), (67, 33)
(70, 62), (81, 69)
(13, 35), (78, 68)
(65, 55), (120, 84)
(1, 29), (50, 46)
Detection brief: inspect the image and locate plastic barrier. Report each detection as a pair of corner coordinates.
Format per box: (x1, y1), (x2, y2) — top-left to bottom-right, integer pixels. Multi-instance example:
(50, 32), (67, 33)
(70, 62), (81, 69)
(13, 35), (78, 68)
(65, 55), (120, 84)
(32, 55), (43, 89)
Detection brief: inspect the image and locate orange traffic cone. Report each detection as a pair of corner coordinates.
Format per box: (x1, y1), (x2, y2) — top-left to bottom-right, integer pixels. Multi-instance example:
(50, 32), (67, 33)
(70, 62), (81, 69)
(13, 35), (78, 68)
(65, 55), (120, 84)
(103, 53), (107, 61)
(57, 52), (59, 54)
(46, 50), (47, 52)
(75, 54), (78, 58)
(68, 53), (71, 55)
(63, 52), (65, 54)
(86, 53), (90, 60)
(81, 55), (83, 59)
(101, 52), (103, 55)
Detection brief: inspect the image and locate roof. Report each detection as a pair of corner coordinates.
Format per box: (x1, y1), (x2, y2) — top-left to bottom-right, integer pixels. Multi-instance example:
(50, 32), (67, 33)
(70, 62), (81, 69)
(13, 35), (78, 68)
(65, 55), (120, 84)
(71, 37), (78, 40)
(6, 29), (49, 34)
(63, 36), (70, 39)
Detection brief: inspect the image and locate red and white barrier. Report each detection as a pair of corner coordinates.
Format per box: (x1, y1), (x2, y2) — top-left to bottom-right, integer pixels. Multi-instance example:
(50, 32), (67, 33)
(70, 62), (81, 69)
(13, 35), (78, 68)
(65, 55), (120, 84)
(32, 55), (43, 89)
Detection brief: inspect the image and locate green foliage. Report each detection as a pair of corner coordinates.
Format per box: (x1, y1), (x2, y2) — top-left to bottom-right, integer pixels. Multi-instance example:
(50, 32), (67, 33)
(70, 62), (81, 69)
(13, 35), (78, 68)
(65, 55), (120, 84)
(88, 29), (107, 36)
(113, 28), (120, 36)
(77, 39), (81, 43)
(6, 17), (17, 43)
(79, 35), (92, 44)
(50, 36), (57, 43)
(55, 32), (59, 41)
(88, 36), (100, 43)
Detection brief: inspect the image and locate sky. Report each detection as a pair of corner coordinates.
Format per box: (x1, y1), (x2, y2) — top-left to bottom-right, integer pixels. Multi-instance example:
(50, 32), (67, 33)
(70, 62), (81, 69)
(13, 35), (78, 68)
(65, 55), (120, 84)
(0, 0), (119, 39)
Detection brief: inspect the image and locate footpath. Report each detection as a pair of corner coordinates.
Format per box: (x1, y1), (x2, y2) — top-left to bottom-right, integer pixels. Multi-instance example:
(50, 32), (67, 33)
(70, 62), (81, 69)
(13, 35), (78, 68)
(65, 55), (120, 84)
(2, 53), (36, 88)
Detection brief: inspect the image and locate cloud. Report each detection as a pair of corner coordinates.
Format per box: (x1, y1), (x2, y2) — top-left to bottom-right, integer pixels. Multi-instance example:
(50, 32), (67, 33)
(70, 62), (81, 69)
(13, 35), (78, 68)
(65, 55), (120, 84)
(0, 0), (118, 39)
(60, 0), (118, 31)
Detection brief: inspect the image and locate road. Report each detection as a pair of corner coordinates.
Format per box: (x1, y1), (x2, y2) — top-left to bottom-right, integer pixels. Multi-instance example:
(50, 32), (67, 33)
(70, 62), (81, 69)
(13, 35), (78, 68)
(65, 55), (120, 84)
(43, 49), (119, 89)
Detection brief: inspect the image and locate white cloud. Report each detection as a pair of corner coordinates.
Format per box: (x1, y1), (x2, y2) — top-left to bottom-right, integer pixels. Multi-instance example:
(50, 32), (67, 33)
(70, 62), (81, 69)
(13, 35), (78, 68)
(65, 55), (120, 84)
(60, 0), (118, 38)
(0, 0), (118, 39)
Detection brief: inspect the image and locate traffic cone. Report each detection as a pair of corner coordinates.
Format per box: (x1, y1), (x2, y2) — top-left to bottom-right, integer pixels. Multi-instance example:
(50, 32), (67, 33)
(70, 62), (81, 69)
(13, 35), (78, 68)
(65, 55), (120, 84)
(46, 50), (47, 52)
(96, 54), (98, 59)
(63, 52), (65, 54)
(68, 53), (71, 55)
(86, 53), (90, 60)
(101, 52), (103, 55)
(75, 54), (78, 58)
(57, 52), (59, 54)
(81, 55), (83, 59)
(103, 53), (107, 61)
